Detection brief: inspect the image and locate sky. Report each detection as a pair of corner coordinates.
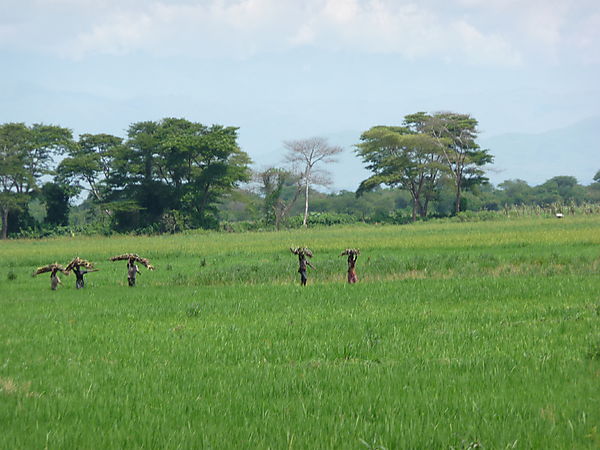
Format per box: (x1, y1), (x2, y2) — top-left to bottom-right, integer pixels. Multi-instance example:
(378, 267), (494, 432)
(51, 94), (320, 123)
(1, 0), (599, 190)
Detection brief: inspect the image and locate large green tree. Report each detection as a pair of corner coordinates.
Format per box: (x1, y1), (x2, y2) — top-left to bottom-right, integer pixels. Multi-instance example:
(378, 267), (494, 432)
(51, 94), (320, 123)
(426, 112), (493, 213)
(107, 118), (251, 230)
(0, 123), (73, 238)
(534, 175), (586, 204)
(356, 114), (447, 221)
(498, 179), (534, 205)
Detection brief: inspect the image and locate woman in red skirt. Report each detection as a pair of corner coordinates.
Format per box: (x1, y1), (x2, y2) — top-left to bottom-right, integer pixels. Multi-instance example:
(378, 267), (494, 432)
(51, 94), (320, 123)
(342, 249), (359, 284)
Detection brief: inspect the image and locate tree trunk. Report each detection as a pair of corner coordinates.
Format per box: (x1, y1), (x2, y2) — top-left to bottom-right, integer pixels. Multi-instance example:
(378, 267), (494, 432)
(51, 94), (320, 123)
(302, 179), (309, 227)
(1, 207), (8, 240)
(418, 199), (427, 218)
(454, 183), (462, 214)
(275, 210), (281, 231)
(422, 197), (430, 218)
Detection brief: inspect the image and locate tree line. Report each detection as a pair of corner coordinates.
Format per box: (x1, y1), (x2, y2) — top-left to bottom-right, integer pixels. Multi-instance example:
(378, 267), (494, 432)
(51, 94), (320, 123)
(1, 114), (599, 238)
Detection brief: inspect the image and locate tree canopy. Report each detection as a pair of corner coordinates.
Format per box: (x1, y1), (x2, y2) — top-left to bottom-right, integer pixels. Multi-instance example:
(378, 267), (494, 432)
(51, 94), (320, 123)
(356, 113), (447, 221)
(0, 123), (72, 238)
(104, 118), (251, 230)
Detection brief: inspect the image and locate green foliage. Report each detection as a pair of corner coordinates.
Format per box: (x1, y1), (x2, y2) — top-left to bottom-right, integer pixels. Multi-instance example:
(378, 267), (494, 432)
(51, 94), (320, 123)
(535, 176), (587, 204)
(257, 167), (299, 227)
(498, 179), (533, 205)
(0, 122), (73, 238)
(41, 182), (69, 226)
(106, 118), (251, 230)
(56, 133), (122, 201)
(2, 119), (599, 237)
(425, 112), (494, 213)
(10, 222), (112, 239)
(287, 212), (358, 227)
(356, 112), (493, 220)
(356, 118), (446, 220)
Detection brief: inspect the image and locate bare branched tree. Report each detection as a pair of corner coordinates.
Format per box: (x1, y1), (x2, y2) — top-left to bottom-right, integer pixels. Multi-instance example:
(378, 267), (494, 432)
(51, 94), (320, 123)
(284, 137), (343, 227)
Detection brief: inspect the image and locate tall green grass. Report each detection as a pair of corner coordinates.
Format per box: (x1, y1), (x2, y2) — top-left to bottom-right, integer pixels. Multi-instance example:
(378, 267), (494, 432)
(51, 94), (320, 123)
(1, 216), (599, 448)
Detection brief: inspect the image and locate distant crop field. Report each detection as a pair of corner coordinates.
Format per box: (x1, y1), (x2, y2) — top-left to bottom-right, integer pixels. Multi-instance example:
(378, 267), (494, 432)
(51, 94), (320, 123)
(1, 216), (600, 448)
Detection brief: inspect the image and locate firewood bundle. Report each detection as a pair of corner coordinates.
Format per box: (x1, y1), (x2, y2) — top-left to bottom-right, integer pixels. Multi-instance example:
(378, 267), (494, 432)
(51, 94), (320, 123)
(109, 253), (155, 270)
(290, 247), (313, 258)
(341, 248), (360, 256)
(65, 257), (95, 273)
(33, 263), (68, 276)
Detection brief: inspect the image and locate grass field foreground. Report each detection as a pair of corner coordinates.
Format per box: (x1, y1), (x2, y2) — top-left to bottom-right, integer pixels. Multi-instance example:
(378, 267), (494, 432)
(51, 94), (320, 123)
(1, 216), (600, 448)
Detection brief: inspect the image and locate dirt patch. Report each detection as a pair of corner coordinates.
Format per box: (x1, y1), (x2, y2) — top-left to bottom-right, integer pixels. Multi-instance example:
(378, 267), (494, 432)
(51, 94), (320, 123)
(0, 377), (41, 397)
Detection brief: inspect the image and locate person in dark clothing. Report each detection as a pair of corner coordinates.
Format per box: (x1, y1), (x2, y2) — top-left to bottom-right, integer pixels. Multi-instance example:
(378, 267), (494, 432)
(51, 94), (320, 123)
(291, 247), (314, 286)
(72, 266), (88, 289)
(65, 257), (97, 289)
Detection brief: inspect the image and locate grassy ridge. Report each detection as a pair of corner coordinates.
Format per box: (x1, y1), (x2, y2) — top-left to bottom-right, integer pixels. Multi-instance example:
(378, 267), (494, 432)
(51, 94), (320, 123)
(1, 216), (600, 448)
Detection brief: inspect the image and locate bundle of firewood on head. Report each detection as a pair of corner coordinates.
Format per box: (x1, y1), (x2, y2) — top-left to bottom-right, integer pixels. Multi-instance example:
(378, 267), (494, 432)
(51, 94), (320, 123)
(109, 253), (155, 270)
(340, 248), (360, 256)
(32, 263), (68, 276)
(290, 247), (313, 258)
(65, 257), (96, 273)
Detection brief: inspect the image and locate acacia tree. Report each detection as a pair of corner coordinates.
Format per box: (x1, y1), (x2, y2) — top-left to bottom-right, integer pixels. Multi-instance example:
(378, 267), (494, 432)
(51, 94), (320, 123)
(284, 137), (343, 227)
(0, 123), (73, 238)
(426, 112), (493, 214)
(356, 113), (446, 221)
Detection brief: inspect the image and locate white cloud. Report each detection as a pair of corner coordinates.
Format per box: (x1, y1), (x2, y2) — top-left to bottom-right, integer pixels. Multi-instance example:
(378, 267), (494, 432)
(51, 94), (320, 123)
(0, 0), (598, 66)
(323, 0), (360, 23)
(453, 20), (522, 66)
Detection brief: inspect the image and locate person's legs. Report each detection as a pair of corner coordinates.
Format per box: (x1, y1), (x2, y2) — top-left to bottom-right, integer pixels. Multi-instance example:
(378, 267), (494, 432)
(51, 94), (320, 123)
(348, 269), (357, 283)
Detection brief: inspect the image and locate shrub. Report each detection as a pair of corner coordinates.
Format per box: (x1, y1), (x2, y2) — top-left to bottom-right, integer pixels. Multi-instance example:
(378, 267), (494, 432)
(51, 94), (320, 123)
(287, 212), (359, 227)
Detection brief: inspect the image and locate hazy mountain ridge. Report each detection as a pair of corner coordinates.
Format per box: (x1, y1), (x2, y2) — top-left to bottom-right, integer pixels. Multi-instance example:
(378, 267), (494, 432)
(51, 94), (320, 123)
(481, 116), (600, 186)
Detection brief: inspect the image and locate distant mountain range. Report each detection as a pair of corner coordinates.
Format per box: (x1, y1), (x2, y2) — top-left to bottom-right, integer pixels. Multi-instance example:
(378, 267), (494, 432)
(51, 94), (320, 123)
(480, 116), (599, 186)
(324, 116), (599, 192)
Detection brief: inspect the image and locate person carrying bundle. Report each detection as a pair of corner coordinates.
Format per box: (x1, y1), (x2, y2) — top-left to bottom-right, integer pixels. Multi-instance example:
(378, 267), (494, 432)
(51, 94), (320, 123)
(110, 253), (154, 287)
(33, 263), (68, 290)
(65, 257), (98, 289)
(341, 248), (360, 284)
(290, 247), (314, 286)
(127, 258), (140, 287)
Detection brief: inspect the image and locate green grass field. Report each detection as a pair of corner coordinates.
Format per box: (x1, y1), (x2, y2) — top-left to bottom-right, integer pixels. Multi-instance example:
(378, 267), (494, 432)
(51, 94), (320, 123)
(1, 216), (600, 449)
